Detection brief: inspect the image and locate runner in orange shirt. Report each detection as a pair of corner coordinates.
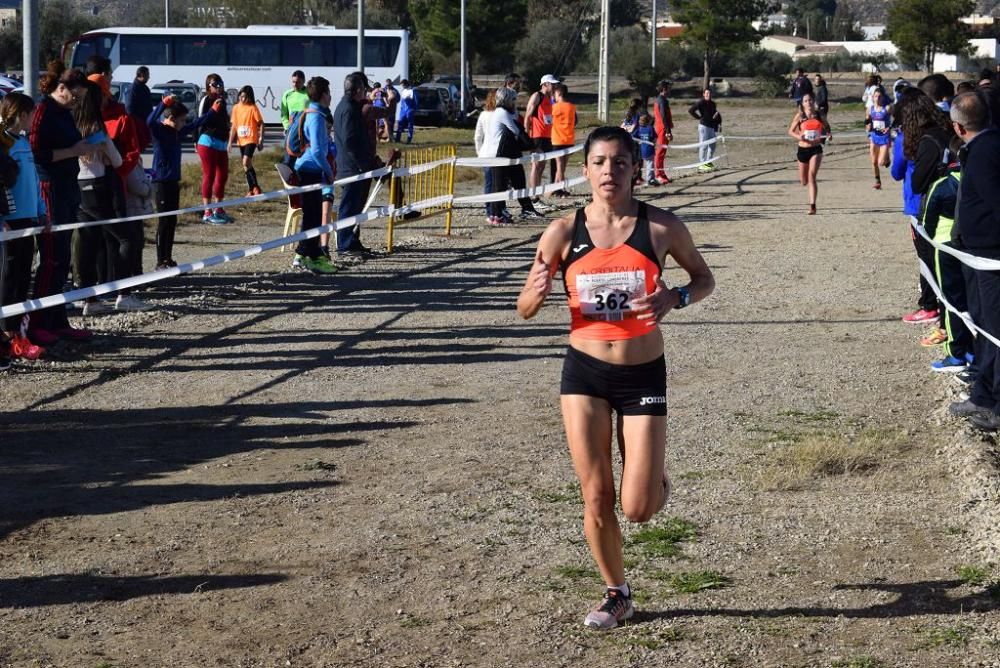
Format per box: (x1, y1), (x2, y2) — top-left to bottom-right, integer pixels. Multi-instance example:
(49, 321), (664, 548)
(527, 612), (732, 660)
(550, 84), (577, 198)
(228, 85), (265, 196)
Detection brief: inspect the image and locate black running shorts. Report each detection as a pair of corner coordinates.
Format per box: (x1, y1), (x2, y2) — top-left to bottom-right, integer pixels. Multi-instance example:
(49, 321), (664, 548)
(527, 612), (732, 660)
(560, 346), (667, 416)
(796, 144), (823, 164)
(532, 137), (553, 153)
(239, 144), (257, 159)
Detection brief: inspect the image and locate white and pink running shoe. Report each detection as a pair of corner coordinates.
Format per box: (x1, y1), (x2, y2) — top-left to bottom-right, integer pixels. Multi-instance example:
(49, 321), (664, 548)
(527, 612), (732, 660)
(584, 588), (634, 630)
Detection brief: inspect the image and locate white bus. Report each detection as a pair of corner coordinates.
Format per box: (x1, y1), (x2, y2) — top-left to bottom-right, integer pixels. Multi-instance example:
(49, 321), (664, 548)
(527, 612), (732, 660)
(63, 26), (409, 125)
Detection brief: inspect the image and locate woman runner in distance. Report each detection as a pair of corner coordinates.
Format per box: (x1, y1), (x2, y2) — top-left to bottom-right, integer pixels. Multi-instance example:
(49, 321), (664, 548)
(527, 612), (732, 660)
(788, 91), (831, 215)
(866, 88), (892, 190)
(517, 126), (715, 630)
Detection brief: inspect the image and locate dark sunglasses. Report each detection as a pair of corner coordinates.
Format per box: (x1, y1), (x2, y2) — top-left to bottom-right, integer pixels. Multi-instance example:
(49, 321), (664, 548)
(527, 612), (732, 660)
(209, 81), (223, 88)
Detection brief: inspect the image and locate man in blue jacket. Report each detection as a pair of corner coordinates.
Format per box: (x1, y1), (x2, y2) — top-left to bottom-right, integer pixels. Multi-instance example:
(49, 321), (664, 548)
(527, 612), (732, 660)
(293, 76), (338, 274)
(948, 92), (1000, 430)
(334, 71), (376, 257)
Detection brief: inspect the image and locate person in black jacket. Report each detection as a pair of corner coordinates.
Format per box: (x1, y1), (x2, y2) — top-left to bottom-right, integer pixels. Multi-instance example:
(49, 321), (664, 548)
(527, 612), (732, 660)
(812, 73), (829, 116)
(334, 71), (375, 256)
(688, 88), (721, 170)
(126, 66), (153, 150)
(947, 92), (1000, 430)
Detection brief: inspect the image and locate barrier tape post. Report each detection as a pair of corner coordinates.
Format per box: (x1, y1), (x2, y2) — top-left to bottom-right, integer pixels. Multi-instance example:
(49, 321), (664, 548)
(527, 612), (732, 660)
(445, 144), (456, 237)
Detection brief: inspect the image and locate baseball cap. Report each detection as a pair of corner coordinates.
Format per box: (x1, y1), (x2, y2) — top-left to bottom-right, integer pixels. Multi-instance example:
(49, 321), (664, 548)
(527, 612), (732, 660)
(540, 74), (560, 85)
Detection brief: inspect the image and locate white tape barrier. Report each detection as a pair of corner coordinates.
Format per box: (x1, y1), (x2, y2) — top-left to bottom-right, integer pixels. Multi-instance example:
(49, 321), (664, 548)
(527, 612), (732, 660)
(0, 163), (391, 242)
(911, 220), (1000, 272)
(0, 146), (587, 243)
(0, 206), (390, 319)
(454, 145), (583, 168)
(909, 219), (1000, 351)
(722, 131), (870, 141)
(916, 258), (1000, 351)
(636, 135), (722, 150)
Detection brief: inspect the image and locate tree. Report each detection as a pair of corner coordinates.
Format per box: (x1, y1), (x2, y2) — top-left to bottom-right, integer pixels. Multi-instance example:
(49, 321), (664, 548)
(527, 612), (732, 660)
(0, 0), (102, 70)
(886, 0), (974, 72)
(671, 0), (774, 90)
(410, 0), (527, 72)
(515, 18), (583, 89)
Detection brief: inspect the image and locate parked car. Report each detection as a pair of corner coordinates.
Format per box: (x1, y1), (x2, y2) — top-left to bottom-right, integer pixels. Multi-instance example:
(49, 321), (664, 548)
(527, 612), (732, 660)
(413, 83), (457, 126)
(432, 74), (475, 114)
(150, 81), (201, 108)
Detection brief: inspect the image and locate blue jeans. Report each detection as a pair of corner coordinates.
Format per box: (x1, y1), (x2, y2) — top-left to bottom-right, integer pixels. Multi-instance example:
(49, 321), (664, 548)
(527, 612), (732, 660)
(336, 179), (368, 252)
(698, 125), (717, 162)
(483, 168), (493, 215)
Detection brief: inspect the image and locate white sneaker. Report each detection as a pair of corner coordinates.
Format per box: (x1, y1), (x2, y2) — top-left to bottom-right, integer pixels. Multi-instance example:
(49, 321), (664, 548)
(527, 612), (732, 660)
(82, 300), (113, 316)
(115, 294), (154, 312)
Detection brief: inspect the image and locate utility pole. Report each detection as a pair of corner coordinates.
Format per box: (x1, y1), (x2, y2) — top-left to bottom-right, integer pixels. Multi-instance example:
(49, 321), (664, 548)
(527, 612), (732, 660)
(165, 0), (170, 27)
(22, 0), (37, 97)
(651, 0), (657, 69)
(460, 0), (466, 115)
(357, 0), (365, 72)
(597, 0), (610, 122)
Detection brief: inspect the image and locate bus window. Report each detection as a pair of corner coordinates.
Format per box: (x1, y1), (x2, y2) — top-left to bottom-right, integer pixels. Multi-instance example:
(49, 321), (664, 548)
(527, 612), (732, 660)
(228, 38), (281, 67)
(283, 37), (331, 67)
(120, 35), (170, 66)
(173, 36), (226, 66)
(364, 37), (400, 68)
(68, 33), (114, 69)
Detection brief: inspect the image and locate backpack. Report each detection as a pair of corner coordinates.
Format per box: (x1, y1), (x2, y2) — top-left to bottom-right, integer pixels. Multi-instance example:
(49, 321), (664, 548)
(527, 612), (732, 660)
(285, 108), (317, 158)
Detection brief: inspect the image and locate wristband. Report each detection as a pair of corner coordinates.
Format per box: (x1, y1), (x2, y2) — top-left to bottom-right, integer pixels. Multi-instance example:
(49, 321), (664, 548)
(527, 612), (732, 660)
(674, 286), (690, 309)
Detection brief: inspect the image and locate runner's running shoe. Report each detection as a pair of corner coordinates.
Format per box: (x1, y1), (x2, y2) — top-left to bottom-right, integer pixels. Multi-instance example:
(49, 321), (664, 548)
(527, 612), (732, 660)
(520, 210), (546, 220)
(214, 208), (234, 223)
(902, 308), (939, 324)
(920, 328), (948, 347)
(584, 589), (634, 630)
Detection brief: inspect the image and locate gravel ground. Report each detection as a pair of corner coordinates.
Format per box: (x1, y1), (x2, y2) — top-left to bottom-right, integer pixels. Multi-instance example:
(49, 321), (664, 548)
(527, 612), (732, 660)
(1, 100), (999, 668)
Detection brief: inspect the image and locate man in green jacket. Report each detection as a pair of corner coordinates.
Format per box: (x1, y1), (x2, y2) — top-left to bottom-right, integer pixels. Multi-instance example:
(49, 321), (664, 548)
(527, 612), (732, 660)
(281, 70), (309, 132)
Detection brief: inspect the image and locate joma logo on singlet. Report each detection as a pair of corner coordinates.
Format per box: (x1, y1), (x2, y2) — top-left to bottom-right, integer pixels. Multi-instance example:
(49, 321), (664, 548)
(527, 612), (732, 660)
(639, 396), (666, 406)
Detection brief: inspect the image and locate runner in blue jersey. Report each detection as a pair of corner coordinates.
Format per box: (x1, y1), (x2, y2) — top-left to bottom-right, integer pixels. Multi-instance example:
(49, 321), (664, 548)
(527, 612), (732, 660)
(866, 88), (892, 190)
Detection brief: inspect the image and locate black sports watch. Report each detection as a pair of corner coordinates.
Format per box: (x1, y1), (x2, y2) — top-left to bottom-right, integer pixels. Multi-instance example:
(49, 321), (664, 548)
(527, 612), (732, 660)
(674, 286), (691, 309)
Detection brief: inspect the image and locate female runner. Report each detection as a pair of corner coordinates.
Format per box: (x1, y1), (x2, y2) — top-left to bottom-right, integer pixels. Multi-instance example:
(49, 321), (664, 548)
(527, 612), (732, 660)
(517, 126), (715, 630)
(788, 91), (832, 215)
(866, 88), (892, 189)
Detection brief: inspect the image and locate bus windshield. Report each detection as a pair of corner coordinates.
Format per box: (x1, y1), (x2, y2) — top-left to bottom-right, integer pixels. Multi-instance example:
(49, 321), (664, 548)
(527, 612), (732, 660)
(66, 33), (115, 68)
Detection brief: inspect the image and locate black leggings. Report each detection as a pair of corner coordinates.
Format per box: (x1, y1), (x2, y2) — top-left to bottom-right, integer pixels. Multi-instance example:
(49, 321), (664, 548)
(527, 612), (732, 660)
(76, 177), (115, 289)
(488, 164), (537, 218)
(154, 180), (180, 264)
(2, 218), (38, 332)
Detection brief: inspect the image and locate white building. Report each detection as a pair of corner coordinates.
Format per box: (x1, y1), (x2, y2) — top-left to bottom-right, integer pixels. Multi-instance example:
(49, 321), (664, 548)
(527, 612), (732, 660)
(825, 38), (998, 72)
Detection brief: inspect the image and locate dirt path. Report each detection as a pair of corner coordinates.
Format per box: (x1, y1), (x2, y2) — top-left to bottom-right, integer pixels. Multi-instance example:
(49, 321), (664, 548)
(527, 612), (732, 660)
(2, 124), (999, 667)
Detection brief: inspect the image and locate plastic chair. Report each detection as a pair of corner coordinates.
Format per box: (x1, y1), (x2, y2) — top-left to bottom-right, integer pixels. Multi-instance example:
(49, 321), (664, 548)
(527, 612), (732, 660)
(274, 162), (303, 251)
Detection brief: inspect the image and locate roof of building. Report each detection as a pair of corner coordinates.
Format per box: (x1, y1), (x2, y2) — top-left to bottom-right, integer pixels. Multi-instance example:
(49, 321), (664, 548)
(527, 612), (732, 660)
(763, 35), (822, 47)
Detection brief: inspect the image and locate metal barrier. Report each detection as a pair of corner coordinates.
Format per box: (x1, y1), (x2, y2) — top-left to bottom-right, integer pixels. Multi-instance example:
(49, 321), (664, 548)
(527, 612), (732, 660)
(386, 144), (456, 253)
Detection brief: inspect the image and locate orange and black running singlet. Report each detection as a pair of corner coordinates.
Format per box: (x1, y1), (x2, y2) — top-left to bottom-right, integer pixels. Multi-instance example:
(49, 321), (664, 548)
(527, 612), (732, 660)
(561, 202), (663, 340)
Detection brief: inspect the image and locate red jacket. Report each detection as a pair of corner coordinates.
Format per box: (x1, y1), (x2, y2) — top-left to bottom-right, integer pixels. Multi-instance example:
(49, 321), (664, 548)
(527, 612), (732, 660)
(102, 100), (141, 177)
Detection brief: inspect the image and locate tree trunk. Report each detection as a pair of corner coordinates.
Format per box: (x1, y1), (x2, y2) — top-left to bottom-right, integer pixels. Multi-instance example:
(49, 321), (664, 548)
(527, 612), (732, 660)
(925, 46), (934, 73)
(702, 49), (710, 92)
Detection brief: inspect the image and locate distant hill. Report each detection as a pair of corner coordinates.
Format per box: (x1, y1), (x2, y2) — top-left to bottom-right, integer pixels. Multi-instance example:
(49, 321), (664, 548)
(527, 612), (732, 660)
(638, 0), (1000, 26)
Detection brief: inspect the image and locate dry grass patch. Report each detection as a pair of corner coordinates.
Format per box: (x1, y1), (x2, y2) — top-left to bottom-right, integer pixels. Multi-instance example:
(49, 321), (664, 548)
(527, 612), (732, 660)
(755, 428), (911, 492)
